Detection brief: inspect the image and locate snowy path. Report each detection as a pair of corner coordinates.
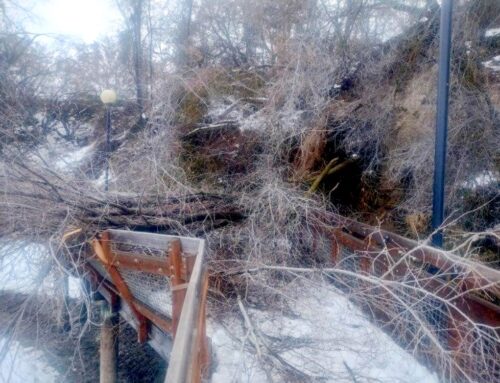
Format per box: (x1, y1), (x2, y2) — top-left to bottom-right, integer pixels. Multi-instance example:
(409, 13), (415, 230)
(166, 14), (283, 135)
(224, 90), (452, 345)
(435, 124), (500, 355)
(209, 278), (439, 383)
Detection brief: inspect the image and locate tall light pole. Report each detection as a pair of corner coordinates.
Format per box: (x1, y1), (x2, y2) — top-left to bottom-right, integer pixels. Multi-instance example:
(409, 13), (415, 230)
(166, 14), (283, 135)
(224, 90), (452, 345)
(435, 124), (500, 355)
(432, 0), (453, 247)
(100, 90), (117, 192)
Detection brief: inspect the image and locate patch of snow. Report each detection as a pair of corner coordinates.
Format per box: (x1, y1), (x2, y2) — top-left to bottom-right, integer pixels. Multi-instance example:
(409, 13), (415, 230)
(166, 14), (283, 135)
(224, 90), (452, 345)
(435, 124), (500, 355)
(0, 244), (80, 382)
(0, 243), (48, 293)
(55, 141), (96, 170)
(0, 339), (59, 383)
(68, 276), (82, 299)
(485, 28), (500, 38)
(239, 110), (266, 132)
(0, 242), (83, 299)
(484, 56), (500, 72)
(208, 98), (241, 122)
(208, 321), (268, 383)
(94, 171), (107, 187)
(33, 113), (45, 123)
(465, 41), (472, 56)
(30, 136), (97, 174)
(462, 170), (498, 189)
(209, 278), (439, 382)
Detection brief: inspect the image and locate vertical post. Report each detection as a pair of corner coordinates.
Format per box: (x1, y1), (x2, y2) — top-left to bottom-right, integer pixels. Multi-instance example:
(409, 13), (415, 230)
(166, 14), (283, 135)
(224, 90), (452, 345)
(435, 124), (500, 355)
(61, 273), (71, 332)
(169, 239), (185, 337)
(105, 107), (111, 192)
(99, 299), (119, 383)
(431, 0), (453, 247)
(330, 230), (341, 266)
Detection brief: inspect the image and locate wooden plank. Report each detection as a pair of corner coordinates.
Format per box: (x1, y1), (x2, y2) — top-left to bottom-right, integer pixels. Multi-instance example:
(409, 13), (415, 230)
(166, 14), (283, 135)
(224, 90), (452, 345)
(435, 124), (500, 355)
(188, 274), (209, 383)
(198, 272), (210, 379)
(107, 229), (200, 256)
(334, 230), (368, 252)
(185, 255), (196, 282)
(170, 240), (184, 282)
(328, 220), (500, 312)
(334, 215), (500, 293)
(165, 239), (206, 383)
(110, 250), (172, 276)
(170, 239), (186, 338)
(134, 301), (173, 334)
(330, 231), (341, 265)
(87, 264), (174, 333)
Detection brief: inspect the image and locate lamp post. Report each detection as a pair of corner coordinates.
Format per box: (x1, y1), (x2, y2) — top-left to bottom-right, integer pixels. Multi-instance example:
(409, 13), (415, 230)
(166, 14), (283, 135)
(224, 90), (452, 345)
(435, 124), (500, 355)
(100, 90), (117, 192)
(431, 0), (453, 247)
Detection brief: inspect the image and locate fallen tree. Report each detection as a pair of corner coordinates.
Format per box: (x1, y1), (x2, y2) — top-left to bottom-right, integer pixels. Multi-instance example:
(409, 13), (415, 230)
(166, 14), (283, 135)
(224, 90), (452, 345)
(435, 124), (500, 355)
(0, 165), (246, 240)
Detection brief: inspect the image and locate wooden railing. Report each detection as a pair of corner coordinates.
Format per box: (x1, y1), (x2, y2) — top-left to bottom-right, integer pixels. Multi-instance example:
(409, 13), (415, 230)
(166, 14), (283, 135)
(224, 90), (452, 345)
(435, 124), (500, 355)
(164, 239), (210, 383)
(80, 229), (210, 382)
(315, 212), (500, 382)
(66, 214), (499, 382)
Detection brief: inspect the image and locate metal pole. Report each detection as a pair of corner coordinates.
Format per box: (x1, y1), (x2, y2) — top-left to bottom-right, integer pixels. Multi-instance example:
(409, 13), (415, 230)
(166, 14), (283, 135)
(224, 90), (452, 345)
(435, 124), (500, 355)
(431, 0), (453, 247)
(105, 108), (111, 192)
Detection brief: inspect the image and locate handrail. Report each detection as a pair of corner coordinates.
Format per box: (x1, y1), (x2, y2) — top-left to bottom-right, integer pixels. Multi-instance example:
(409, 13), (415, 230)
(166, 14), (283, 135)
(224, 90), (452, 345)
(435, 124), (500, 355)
(165, 239), (210, 383)
(315, 213), (500, 382)
(323, 211), (500, 300)
(66, 229), (211, 381)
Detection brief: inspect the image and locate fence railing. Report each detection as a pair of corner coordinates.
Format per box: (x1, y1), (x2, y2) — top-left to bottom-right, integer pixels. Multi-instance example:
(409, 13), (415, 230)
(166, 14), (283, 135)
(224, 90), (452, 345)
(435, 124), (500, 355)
(67, 214), (499, 382)
(315, 212), (500, 382)
(164, 239), (210, 383)
(83, 229), (210, 382)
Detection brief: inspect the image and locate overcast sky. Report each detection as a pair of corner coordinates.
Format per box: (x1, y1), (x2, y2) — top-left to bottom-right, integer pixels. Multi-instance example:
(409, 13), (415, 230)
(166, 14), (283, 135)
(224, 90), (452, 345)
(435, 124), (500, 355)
(13, 0), (121, 43)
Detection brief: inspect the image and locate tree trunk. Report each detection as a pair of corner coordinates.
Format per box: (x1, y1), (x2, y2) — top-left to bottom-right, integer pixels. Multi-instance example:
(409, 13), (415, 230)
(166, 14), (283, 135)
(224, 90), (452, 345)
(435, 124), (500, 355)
(132, 0), (144, 115)
(177, 0), (194, 67)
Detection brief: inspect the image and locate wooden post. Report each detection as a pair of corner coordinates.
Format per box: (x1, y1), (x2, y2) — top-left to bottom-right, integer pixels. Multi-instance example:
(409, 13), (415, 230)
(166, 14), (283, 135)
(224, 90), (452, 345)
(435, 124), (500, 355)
(169, 239), (186, 337)
(198, 271), (210, 379)
(99, 300), (119, 383)
(330, 231), (341, 266)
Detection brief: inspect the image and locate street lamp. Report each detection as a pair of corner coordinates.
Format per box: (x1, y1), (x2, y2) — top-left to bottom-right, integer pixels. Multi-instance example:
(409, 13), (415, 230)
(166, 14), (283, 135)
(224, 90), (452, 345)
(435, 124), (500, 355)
(100, 89), (117, 192)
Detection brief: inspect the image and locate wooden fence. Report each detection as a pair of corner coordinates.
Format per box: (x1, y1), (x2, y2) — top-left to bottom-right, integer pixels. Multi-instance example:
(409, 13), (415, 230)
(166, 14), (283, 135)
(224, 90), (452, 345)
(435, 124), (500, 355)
(66, 214), (499, 382)
(82, 229), (210, 382)
(315, 212), (500, 382)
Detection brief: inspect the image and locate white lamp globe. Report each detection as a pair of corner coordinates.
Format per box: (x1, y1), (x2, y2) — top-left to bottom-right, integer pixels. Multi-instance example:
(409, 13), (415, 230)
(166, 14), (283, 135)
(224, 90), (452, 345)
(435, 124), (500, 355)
(100, 89), (117, 105)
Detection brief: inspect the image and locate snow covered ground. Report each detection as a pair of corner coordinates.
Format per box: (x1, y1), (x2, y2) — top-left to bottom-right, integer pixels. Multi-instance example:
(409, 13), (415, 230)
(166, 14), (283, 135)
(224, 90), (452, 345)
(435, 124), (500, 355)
(484, 55), (500, 72)
(0, 243), (81, 297)
(485, 28), (500, 38)
(0, 339), (59, 383)
(0, 244), (81, 383)
(209, 278), (439, 383)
